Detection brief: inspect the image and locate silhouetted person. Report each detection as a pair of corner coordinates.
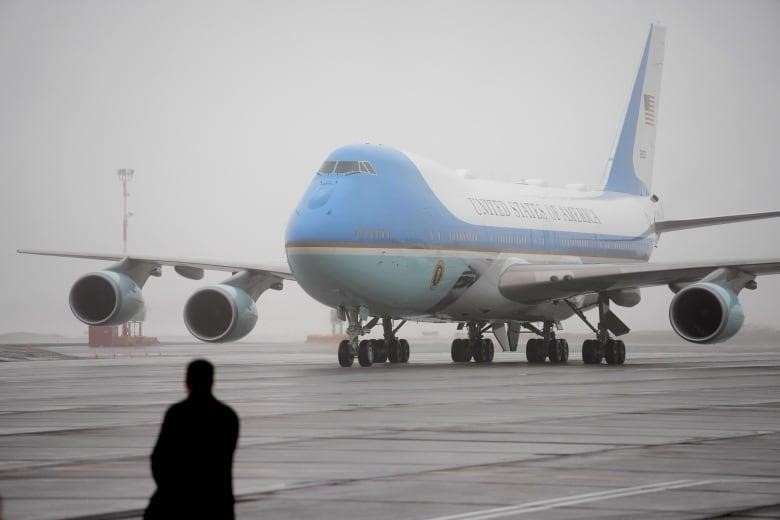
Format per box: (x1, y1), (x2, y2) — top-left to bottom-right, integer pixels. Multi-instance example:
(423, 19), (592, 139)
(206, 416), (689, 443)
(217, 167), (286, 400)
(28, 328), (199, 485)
(144, 359), (240, 520)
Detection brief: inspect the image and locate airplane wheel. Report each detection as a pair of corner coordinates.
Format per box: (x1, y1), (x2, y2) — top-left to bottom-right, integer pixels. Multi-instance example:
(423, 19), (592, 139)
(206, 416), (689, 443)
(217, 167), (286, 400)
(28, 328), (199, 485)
(338, 340), (354, 368)
(388, 339), (402, 363)
(472, 339), (484, 363)
(485, 339), (494, 363)
(582, 339), (602, 364)
(451, 339), (464, 362)
(605, 339), (626, 365)
(526, 339), (546, 364)
(615, 340), (625, 364)
(358, 339), (374, 367)
(462, 339), (473, 362)
(548, 339), (562, 363)
(559, 339), (569, 362)
(373, 339), (387, 363)
(400, 339), (410, 363)
(453, 339), (471, 362)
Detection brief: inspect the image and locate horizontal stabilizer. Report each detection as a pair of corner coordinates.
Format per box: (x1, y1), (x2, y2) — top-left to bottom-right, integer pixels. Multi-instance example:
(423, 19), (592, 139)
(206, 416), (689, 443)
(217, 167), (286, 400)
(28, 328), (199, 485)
(655, 210), (780, 234)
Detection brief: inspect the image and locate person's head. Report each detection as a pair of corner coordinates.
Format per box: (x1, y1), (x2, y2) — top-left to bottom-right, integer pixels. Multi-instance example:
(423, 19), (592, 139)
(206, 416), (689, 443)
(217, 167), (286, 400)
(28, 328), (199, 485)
(186, 359), (214, 395)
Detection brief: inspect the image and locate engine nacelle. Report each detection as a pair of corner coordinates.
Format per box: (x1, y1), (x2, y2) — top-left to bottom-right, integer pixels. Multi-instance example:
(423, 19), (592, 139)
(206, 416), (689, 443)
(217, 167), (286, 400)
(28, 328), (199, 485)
(69, 271), (145, 326)
(669, 282), (744, 344)
(183, 284), (258, 343)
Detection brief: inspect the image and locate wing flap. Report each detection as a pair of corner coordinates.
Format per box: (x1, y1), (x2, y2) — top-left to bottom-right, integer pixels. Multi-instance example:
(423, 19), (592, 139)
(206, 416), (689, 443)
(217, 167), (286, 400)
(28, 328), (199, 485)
(499, 259), (780, 303)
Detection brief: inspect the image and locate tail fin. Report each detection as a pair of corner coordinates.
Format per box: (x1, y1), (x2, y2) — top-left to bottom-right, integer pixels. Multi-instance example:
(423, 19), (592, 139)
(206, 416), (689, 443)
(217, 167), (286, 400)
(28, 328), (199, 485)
(602, 24), (666, 196)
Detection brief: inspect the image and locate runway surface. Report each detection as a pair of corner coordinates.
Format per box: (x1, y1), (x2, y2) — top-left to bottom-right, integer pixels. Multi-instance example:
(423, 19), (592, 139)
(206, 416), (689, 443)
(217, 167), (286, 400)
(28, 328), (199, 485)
(1, 334), (779, 520)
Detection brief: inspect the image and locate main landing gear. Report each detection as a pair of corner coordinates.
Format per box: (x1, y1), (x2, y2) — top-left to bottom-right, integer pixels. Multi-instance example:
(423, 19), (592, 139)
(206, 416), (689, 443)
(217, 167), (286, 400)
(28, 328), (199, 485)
(523, 321), (569, 364)
(337, 309), (410, 368)
(566, 294), (627, 365)
(451, 322), (495, 363)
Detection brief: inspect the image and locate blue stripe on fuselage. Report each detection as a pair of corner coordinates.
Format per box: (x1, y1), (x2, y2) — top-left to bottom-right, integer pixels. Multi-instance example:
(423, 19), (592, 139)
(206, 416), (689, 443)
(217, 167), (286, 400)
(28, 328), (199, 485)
(285, 144), (654, 261)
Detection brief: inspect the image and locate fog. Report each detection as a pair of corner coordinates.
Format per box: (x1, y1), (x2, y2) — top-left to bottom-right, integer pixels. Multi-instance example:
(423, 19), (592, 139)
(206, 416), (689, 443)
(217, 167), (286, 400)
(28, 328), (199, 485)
(1, 0), (779, 341)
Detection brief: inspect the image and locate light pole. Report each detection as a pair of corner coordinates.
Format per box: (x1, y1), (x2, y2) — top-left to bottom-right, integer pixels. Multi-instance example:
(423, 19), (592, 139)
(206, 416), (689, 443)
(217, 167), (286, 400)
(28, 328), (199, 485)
(117, 169), (134, 254)
(116, 169), (134, 339)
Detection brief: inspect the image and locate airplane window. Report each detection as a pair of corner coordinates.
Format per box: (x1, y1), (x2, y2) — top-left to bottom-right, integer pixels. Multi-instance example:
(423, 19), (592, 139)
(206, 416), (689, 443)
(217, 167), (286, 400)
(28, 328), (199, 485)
(334, 161), (360, 174)
(320, 160), (377, 176)
(362, 161), (377, 175)
(319, 161), (336, 174)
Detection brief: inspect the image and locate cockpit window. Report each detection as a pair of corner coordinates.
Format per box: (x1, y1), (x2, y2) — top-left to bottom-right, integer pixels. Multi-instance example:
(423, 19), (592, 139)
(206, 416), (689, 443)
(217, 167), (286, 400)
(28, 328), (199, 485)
(319, 161), (336, 174)
(359, 161), (376, 175)
(318, 160), (377, 176)
(334, 161), (359, 174)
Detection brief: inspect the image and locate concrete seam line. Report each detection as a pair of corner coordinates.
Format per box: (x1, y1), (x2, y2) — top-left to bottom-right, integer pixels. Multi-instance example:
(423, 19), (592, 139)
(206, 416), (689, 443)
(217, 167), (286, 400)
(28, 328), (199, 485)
(422, 479), (713, 520)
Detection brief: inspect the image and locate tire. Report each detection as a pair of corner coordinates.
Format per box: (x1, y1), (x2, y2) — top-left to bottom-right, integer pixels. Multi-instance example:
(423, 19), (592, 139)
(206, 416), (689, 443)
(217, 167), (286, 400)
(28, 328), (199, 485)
(615, 340), (626, 364)
(388, 339), (402, 363)
(462, 339), (473, 362)
(451, 339), (465, 362)
(548, 339), (562, 363)
(338, 340), (354, 367)
(605, 339), (626, 365)
(358, 339), (374, 367)
(400, 339), (410, 363)
(472, 339), (484, 363)
(485, 339), (494, 363)
(538, 339), (548, 362)
(582, 339), (601, 364)
(373, 339), (387, 363)
(526, 339), (546, 364)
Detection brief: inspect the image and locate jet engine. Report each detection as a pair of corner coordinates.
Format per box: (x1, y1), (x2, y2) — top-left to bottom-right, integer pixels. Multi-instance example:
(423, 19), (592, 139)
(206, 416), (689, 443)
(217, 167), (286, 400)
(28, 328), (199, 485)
(669, 282), (744, 344)
(183, 285), (258, 343)
(69, 271), (145, 326)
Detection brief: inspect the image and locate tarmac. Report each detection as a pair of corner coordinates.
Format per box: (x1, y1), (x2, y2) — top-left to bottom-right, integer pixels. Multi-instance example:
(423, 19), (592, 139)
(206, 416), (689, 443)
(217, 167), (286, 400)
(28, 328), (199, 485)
(1, 333), (779, 520)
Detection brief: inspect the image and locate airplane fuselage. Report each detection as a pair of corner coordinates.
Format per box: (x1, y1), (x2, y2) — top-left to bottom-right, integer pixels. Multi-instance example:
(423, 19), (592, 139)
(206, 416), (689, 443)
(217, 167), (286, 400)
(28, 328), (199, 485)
(285, 144), (659, 323)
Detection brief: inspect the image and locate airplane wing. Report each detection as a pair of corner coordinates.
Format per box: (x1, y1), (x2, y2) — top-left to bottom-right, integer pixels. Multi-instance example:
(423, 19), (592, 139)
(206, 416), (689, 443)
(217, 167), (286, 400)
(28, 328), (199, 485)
(499, 259), (780, 303)
(16, 249), (295, 280)
(654, 210), (780, 234)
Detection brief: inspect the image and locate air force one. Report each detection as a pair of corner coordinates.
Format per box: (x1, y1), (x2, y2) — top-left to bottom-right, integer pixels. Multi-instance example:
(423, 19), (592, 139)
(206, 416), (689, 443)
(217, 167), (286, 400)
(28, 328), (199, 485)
(19, 25), (780, 367)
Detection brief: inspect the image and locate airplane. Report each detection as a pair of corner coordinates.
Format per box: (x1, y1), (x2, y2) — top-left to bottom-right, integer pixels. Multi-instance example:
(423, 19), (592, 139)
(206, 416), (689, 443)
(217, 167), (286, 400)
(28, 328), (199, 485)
(19, 24), (780, 368)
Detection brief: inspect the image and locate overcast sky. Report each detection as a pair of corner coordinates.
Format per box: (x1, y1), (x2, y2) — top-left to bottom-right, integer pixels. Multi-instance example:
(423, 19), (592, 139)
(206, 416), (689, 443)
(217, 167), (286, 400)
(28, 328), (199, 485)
(1, 0), (779, 341)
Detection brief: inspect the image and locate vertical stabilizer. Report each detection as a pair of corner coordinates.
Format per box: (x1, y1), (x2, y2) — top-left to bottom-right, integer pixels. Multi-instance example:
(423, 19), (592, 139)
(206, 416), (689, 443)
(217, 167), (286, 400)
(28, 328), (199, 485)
(602, 24), (666, 196)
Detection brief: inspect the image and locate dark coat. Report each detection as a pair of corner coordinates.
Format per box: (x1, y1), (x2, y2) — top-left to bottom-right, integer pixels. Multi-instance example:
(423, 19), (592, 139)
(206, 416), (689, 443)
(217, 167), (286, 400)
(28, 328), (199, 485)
(144, 392), (240, 520)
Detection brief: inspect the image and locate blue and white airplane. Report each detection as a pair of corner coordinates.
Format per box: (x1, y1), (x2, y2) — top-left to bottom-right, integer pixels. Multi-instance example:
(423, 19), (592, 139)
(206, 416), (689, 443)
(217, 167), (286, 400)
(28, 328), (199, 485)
(19, 25), (780, 367)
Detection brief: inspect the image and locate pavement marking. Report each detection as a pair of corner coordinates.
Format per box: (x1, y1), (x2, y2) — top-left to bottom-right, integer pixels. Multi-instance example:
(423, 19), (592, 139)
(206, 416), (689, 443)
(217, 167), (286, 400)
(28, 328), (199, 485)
(422, 479), (714, 520)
